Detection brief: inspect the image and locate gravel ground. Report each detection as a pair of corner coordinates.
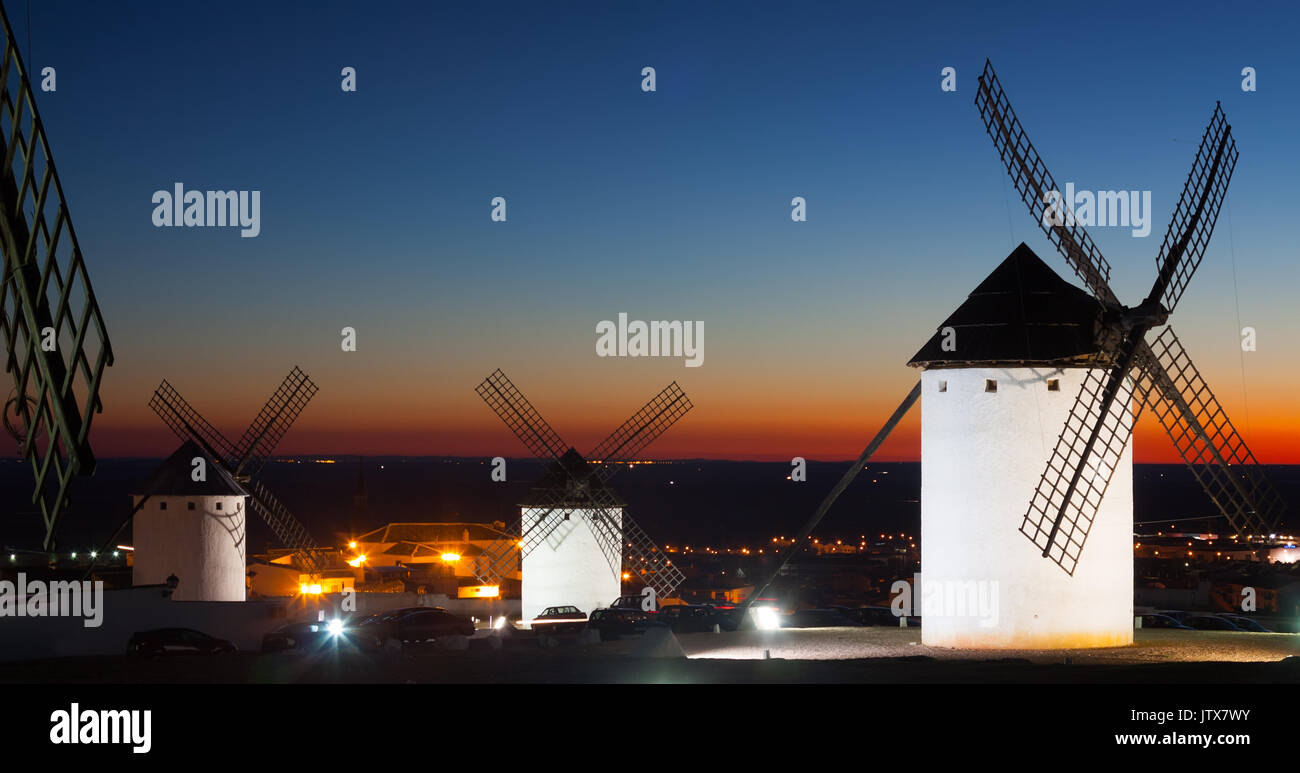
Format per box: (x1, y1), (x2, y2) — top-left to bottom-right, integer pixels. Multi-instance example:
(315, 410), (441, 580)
(647, 626), (1300, 664)
(1, 627), (1297, 683)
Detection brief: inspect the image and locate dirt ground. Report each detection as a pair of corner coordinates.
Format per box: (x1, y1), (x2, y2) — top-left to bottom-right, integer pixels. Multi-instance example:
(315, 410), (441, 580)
(1, 627), (1297, 684)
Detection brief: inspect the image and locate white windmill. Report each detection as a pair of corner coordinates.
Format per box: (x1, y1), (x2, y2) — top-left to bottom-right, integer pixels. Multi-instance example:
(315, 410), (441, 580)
(473, 370), (691, 623)
(735, 61), (1284, 649)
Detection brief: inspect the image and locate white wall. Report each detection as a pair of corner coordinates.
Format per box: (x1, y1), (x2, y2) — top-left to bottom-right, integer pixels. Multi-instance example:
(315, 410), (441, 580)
(132, 494), (247, 602)
(520, 507), (621, 623)
(920, 367), (1134, 649)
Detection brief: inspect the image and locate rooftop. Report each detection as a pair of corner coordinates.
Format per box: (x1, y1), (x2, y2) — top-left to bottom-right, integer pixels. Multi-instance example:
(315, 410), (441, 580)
(907, 242), (1106, 369)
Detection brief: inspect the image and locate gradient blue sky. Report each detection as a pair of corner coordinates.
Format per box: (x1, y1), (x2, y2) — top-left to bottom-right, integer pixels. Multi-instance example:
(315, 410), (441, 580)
(14, 0), (1299, 460)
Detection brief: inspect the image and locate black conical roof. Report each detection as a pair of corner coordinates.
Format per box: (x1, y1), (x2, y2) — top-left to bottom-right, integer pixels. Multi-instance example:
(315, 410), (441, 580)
(907, 243), (1104, 368)
(135, 440), (247, 497)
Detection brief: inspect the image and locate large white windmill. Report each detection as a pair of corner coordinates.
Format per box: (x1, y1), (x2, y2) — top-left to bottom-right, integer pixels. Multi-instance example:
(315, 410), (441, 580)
(907, 243), (1135, 647)
(737, 61), (1285, 649)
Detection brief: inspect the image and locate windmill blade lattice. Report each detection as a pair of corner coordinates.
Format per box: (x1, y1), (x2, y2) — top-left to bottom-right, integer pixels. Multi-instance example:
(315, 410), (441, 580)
(587, 381), (693, 482)
(234, 366), (317, 477)
(1136, 329), (1283, 536)
(149, 380), (240, 464)
(475, 369), (568, 462)
(246, 478), (324, 576)
(1020, 364), (1140, 574)
(1151, 104), (1236, 315)
(0, 7), (113, 548)
(974, 60), (1116, 303)
(581, 482), (685, 599)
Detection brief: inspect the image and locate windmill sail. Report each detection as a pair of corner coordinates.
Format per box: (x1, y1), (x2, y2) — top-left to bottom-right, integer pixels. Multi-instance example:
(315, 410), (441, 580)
(977, 60), (1283, 566)
(0, 7), (114, 549)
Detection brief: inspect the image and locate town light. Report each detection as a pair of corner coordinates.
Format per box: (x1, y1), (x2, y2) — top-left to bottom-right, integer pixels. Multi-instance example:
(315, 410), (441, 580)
(441, 553), (461, 563)
(347, 555), (366, 567)
(348, 541), (358, 549)
(299, 583), (323, 595)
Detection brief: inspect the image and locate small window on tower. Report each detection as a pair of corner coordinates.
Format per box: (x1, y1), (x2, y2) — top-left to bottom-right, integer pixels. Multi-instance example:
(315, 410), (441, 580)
(187, 501), (196, 511)
(937, 380), (947, 393)
(159, 501), (167, 511)
(215, 501), (223, 511)
(985, 379), (997, 393)
(1047, 379), (1060, 392)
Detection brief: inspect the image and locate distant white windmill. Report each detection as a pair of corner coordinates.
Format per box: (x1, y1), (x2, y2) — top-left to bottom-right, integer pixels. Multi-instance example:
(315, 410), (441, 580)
(473, 370), (691, 622)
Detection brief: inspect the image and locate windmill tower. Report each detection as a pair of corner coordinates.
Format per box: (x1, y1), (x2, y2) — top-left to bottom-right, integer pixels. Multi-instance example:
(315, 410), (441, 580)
(131, 441), (248, 601)
(737, 61), (1285, 647)
(907, 244), (1134, 647)
(473, 369), (691, 622)
(138, 367), (329, 582)
(0, 6), (113, 552)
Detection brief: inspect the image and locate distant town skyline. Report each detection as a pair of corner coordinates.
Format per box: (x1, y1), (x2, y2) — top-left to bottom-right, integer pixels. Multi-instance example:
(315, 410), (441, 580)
(19, 0), (1297, 463)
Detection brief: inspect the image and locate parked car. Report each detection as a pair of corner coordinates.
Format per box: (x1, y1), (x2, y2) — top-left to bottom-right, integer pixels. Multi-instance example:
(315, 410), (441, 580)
(349, 607), (442, 649)
(388, 608), (476, 647)
(261, 619), (357, 652)
(587, 608), (654, 641)
(1155, 609), (1192, 622)
(128, 628), (236, 657)
(658, 604), (737, 633)
(532, 605), (588, 633)
(1183, 615), (1245, 631)
(610, 595), (656, 614)
(1138, 613), (1193, 630)
(1217, 614), (1274, 633)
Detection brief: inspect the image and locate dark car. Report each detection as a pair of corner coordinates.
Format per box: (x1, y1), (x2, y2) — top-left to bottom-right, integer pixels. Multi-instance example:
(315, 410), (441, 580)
(1183, 615), (1245, 631)
(350, 607), (441, 648)
(1138, 613), (1193, 630)
(388, 608), (476, 647)
(587, 608), (653, 641)
(658, 604), (737, 633)
(610, 595), (656, 614)
(128, 628), (236, 657)
(1217, 614), (1274, 633)
(261, 620), (350, 652)
(532, 605), (587, 634)
(1155, 609), (1192, 622)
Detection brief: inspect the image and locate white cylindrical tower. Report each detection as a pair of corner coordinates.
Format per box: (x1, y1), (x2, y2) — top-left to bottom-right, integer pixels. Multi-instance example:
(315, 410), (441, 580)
(131, 441), (248, 602)
(519, 449), (625, 623)
(918, 367), (1133, 648)
(520, 507), (623, 623)
(908, 243), (1134, 649)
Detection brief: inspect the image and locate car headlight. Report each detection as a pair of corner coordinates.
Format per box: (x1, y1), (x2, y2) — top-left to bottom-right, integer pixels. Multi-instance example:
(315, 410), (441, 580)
(753, 606), (781, 631)
(326, 619), (345, 637)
